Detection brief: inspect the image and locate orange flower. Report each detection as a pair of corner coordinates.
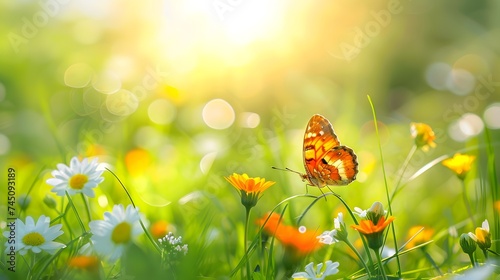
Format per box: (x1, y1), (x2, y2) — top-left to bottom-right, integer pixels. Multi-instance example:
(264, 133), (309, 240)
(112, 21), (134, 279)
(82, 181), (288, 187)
(495, 201), (500, 213)
(410, 122), (436, 151)
(406, 226), (434, 249)
(442, 153), (475, 180)
(352, 216), (395, 235)
(257, 213), (322, 255)
(351, 216), (395, 250)
(225, 173), (275, 209)
(150, 220), (169, 239)
(68, 255), (99, 273)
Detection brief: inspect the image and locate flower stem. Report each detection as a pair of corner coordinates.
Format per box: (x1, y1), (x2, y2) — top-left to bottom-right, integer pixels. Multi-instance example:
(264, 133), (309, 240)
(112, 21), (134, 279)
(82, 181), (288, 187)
(461, 181), (476, 226)
(333, 193), (375, 269)
(421, 248), (442, 276)
(482, 248), (488, 260)
(244, 206), (252, 279)
(374, 249), (388, 280)
(66, 192), (86, 232)
(80, 193), (92, 223)
(345, 239), (372, 279)
(468, 252), (476, 267)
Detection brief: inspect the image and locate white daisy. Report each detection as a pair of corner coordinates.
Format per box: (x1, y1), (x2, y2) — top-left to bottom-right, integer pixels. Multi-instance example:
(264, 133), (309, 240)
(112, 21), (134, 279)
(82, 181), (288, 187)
(292, 261), (340, 280)
(3, 215), (65, 255)
(46, 157), (104, 197)
(89, 204), (145, 263)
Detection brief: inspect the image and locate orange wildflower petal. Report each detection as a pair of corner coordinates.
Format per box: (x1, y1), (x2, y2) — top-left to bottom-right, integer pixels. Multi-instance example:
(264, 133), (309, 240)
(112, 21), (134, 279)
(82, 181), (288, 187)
(69, 256), (99, 272)
(352, 216), (395, 235)
(225, 173), (275, 194)
(257, 213), (322, 255)
(150, 220), (169, 239)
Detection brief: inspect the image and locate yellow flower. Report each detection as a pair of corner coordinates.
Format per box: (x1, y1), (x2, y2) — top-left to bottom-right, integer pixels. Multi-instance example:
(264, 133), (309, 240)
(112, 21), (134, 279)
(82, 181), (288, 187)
(468, 219), (491, 250)
(225, 173), (275, 209)
(410, 122), (436, 151)
(442, 153), (475, 180)
(406, 226), (434, 249)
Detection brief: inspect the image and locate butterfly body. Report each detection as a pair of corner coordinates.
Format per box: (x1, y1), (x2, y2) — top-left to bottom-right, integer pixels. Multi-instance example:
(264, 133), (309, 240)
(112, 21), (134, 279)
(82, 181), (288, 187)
(302, 114), (358, 187)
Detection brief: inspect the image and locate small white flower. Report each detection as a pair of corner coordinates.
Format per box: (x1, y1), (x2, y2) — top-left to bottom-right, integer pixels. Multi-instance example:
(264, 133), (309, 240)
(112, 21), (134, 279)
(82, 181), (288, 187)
(354, 205), (387, 218)
(353, 207), (367, 218)
(3, 215), (65, 255)
(47, 157), (104, 198)
(89, 204), (145, 263)
(317, 229), (339, 245)
(292, 260), (340, 280)
(334, 212), (343, 228)
(317, 212), (345, 245)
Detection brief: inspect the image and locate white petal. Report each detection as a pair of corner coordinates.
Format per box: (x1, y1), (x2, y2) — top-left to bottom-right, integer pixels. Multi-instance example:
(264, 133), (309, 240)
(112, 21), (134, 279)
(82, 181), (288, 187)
(482, 219), (489, 232)
(291, 272), (310, 278)
(304, 262), (315, 276)
(468, 232), (478, 241)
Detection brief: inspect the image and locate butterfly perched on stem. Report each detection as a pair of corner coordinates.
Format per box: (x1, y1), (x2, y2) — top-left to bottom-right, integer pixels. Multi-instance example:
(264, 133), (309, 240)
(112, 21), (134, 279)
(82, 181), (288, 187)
(275, 114), (358, 188)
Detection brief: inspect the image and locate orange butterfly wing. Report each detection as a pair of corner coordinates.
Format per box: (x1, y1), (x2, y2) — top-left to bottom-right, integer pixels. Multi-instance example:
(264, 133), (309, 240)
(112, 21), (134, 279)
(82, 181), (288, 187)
(302, 114), (358, 187)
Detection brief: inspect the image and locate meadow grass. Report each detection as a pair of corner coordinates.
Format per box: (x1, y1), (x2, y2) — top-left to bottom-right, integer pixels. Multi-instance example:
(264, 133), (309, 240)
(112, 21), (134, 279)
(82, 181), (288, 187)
(1, 99), (499, 280)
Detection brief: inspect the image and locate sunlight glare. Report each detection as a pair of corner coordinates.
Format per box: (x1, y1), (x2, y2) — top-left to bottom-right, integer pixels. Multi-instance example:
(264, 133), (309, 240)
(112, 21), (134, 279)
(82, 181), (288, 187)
(217, 0), (285, 46)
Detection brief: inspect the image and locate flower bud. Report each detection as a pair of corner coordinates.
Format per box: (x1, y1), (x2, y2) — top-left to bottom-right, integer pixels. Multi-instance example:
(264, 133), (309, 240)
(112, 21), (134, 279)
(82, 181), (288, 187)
(18, 194), (31, 210)
(460, 233), (477, 254)
(366, 202), (385, 224)
(43, 194), (57, 209)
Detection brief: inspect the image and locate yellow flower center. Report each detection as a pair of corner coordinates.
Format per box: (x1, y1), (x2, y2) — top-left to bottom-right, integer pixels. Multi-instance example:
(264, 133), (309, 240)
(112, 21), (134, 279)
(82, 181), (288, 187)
(111, 222), (132, 244)
(22, 232), (45, 246)
(69, 174), (89, 190)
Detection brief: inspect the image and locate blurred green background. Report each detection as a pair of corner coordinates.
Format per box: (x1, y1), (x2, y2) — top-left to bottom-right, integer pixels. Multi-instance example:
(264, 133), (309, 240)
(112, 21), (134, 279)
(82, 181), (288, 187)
(1, 0), (500, 278)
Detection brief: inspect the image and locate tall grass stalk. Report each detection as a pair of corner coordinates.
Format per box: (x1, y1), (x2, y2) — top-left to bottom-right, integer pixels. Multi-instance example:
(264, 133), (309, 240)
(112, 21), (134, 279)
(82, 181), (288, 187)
(485, 128), (499, 253)
(367, 95), (402, 278)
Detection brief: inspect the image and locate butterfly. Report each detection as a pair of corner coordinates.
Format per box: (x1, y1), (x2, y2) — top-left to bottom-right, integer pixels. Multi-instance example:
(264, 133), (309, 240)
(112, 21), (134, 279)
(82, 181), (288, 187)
(301, 114), (358, 187)
(274, 114), (358, 188)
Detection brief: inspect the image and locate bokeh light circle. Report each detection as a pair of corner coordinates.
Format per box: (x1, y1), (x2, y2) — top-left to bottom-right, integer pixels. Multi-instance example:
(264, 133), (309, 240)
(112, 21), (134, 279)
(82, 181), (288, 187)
(448, 113), (484, 142)
(0, 83), (5, 102)
(298, 226), (307, 233)
(240, 112), (260, 128)
(484, 103), (500, 129)
(200, 152), (217, 174)
(0, 134), (11, 155)
(64, 63), (94, 88)
(202, 99), (235, 129)
(92, 71), (121, 94)
(458, 113), (484, 136)
(446, 69), (475, 96)
(105, 89), (139, 116)
(148, 99), (177, 125)
(425, 62), (451, 90)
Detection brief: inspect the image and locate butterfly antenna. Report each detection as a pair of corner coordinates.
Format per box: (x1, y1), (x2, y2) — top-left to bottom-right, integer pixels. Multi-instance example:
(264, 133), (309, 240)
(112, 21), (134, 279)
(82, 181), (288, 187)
(271, 166), (303, 176)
